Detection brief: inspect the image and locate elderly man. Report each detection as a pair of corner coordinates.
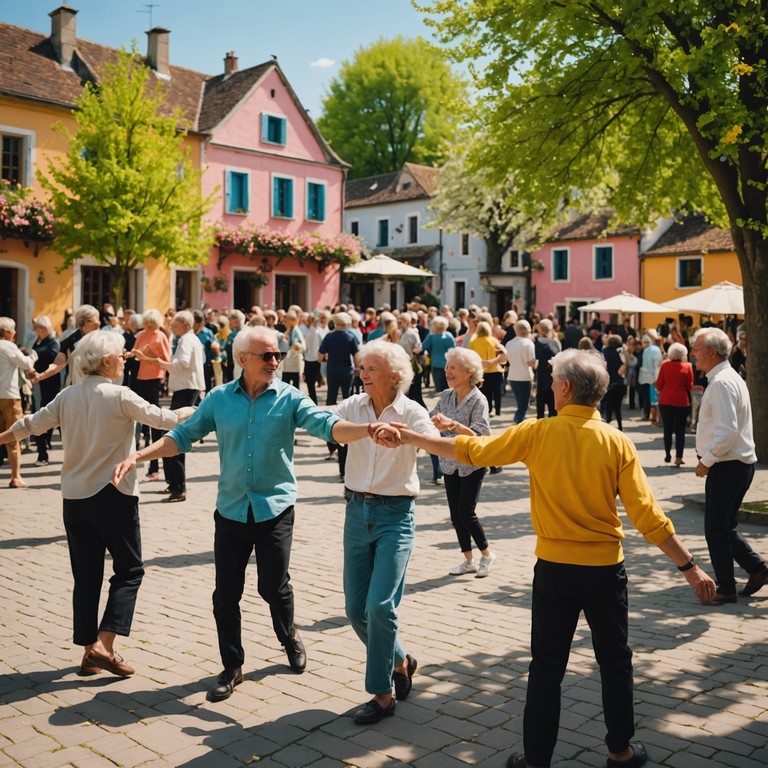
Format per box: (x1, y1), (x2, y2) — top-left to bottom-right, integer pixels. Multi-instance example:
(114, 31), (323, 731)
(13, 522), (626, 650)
(0, 317), (37, 487)
(130, 310), (204, 503)
(382, 349), (716, 768)
(505, 319), (537, 423)
(318, 312), (360, 405)
(690, 328), (768, 603)
(114, 326), (386, 703)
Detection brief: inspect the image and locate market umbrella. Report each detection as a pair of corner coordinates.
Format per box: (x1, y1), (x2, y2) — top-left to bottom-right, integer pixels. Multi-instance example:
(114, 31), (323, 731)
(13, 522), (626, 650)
(578, 291), (673, 314)
(662, 280), (744, 315)
(344, 253), (435, 278)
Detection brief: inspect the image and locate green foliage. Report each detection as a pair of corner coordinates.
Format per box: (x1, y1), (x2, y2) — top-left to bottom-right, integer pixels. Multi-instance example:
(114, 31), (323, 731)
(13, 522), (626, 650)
(39, 47), (215, 308)
(318, 36), (467, 179)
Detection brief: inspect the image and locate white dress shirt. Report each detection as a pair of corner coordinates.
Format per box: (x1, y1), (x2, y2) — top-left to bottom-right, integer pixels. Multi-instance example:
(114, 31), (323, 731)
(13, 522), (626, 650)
(11, 375), (180, 498)
(505, 336), (535, 381)
(168, 331), (205, 393)
(336, 391), (439, 496)
(696, 360), (757, 467)
(0, 339), (36, 399)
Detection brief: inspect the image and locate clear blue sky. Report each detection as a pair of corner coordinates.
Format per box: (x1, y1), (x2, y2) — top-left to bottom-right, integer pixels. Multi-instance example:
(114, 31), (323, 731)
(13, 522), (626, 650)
(2, 0), (443, 117)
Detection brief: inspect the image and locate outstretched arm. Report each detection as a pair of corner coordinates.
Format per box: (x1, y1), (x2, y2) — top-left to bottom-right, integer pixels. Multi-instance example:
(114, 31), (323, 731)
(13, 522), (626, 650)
(657, 533), (717, 603)
(376, 423), (459, 460)
(112, 435), (181, 486)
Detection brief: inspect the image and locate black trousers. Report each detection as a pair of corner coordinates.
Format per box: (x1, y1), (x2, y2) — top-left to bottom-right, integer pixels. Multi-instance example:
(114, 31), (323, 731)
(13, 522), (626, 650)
(63, 484), (144, 646)
(659, 404), (687, 460)
(536, 381), (557, 419)
(213, 506), (296, 669)
(704, 461), (763, 594)
(326, 371), (352, 405)
(134, 378), (164, 474)
(304, 360), (321, 404)
(282, 371), (300, 389)
(444, 468), (488, 553)
(480, 371), (503, 416)
(162, 388), (200, 493)
(602, 384), (626, 429)
(525, 560), (634, 767)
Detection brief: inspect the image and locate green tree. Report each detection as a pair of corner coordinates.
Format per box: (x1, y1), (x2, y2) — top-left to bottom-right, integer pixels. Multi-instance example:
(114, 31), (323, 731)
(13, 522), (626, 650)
(40, 48), (215, 310)
(318, 36), (466, 178)
(423, 1), (768, 459)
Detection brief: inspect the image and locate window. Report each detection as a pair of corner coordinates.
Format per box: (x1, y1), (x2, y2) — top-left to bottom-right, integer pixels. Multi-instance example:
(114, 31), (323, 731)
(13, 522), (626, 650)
(275, 274), (307, 309)
(1, 128), (34, 186)
(552, 248), (569, 281)
(306, 181), (326, 221)
(377, 218), (389, 247)
(594, 245), (613, 280)
(461, 233), (470, 256)
(407, 215), (418, 244)
(225, 170), (249, 214)
(350, 220), (359, 236)
(272, 176), (294, 218)
(509, 250), (521, 269)
(261, 113), (287, 145)
(677, 257), (703, 288)
(81, 266), (115, 309)
(454, 281), (466, 309)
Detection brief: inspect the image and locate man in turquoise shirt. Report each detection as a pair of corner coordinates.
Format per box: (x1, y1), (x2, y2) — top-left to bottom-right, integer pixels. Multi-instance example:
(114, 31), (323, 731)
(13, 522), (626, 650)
(114, 326), (380, 702)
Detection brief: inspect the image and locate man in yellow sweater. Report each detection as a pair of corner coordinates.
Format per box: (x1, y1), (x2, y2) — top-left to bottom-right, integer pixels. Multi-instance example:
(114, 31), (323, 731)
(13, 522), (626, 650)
(377, 349), (716, 768)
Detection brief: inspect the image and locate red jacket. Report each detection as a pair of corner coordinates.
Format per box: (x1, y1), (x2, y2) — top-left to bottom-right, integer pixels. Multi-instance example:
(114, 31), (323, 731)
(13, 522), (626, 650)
(655, 360), (693, 407)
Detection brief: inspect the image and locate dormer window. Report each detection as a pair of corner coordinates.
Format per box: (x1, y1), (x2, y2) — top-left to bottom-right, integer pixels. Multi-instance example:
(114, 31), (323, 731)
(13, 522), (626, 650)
(401, 181), (412, 191)
(261, 113), (287, 146)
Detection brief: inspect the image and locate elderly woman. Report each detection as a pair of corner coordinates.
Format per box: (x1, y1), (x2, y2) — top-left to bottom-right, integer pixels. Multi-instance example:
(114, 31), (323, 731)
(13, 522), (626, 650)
(335, 340), (439, 725)
(421, 316), (456, 393)
(280, 311), (306, 390)
(600, 334), (627, 430)
(0, 331), (193, 676)
(655, 342), (693, 466)
(469, 321), (507, 418)
(30, 316), (61, 466)
(431, 348), (495, 577)
(129, 309), (171, 481)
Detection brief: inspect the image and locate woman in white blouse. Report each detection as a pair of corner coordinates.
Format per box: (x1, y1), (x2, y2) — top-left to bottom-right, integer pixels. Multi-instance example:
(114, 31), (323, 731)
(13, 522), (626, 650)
(335, 340), (439, 726)
(0, 331), (193, 678)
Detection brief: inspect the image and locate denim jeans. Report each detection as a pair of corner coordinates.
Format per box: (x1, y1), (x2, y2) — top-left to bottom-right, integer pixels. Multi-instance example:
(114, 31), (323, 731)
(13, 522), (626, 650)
(343, 490), (415, 694)
(510, 380), (532, 424)
(432, 367), (448, 393)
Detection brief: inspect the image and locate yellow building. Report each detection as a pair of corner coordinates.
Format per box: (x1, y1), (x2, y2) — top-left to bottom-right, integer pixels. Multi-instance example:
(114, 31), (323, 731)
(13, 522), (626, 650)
(0, 7), (205, 332)
(641, 214), (742, 330)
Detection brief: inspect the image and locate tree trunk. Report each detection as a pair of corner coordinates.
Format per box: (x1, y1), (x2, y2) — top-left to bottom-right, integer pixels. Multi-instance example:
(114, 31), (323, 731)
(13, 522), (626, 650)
(732, 226), (768, 462)
(110, 262), (130, 316)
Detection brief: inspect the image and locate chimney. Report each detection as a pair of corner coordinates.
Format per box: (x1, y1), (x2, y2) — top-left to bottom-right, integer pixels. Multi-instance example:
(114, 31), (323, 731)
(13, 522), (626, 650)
(224, 51), (238, 76)
(146, 27), (170, 77)
(49, 5), (78, 68)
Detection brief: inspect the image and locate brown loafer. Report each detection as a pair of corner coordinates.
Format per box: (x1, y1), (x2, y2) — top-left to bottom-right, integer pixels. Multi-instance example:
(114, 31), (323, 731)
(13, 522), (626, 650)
(701, 592), (737, 606)
(740, 568), (768, 597)
(86, 650), (135, 677)
(78, 654), (102, 676)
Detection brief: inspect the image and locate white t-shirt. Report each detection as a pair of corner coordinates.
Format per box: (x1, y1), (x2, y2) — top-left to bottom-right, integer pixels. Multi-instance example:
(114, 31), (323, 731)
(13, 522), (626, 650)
(505, 336), (535, 382)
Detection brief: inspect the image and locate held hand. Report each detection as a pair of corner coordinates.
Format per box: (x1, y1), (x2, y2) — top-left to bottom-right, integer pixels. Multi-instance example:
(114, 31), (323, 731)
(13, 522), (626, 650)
(685, 566), (717, 602)
(431, 413), (455, 431)
(175, 406), (197, 422)
(695, 461), (709, 478)
(112, 455), (138, 486)
(370, 422), (401, 448)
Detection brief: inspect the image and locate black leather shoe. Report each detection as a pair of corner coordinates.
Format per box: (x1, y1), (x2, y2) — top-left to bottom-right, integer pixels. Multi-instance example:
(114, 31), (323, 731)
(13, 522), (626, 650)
(284, 633), (306, 673)
(206, 667), (243, 702)
(353, 698), (396, 725)
(506, 754), (527, 768)
(392, 654), (417, 700)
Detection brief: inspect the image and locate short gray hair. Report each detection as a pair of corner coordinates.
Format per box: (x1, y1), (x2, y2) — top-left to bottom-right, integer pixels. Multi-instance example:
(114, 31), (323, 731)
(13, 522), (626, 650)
(445, 347), (484, 386)
(692, 327), (731, 358)
(142, 308), (163, 330)
(75, 304), (99, 329)
(74, 330), (125, 377)
(358, 339), (414, 392)
(430, 317), (449, 332)
(334, 312), (351, 329)
(666, 342), (688, 361)
(538, 318), (553, 336)
(33, 316), (54, 335)
(515, 319), (532, 335)
(173, 310), (194, 330)
(0, 317), (15, 334)
(229, 309), (246, 327)
(550, 349), (609, 407)
(232, 325), (279, 363)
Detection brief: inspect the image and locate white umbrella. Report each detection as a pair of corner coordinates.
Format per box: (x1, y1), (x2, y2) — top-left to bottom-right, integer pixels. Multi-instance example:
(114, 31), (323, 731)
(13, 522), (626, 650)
(578, 291), (673, 314)
(344, 253), (435, 278)
(662, 281), (744, 315)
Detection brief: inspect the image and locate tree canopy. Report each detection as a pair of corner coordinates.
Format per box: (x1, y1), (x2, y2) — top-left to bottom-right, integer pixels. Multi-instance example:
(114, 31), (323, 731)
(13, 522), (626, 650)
(317, 36), (466, 179)
(422, 0), (768, 459)
(39, 48), (215, 310)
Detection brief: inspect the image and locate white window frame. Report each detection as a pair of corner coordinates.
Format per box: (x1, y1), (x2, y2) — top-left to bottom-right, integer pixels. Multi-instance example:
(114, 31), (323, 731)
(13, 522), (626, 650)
(452, 279), (467, 308)
(0, 125), (36, 187)
(406, 214), (419, 245)
(376, 217), (390, 248)
(551, 247), (570, 282)
(349, 219), (360, 236)
(676, 256), (703, 289)
(271, 173), (296, 219)
(593, 243), (614, 281)
(305, 178), (327, 222)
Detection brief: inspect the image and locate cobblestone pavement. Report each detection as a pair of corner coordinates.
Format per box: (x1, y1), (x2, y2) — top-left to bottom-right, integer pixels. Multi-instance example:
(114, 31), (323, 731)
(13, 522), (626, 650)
(1, 393), (767, 768)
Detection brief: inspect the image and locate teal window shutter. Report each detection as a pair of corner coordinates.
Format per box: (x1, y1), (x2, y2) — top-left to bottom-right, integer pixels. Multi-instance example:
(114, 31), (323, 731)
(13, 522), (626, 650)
(261, 113), (269, 143)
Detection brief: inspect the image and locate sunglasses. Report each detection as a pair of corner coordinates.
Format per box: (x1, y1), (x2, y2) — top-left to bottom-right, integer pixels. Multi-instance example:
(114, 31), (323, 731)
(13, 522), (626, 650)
(246, 351), (287, 362)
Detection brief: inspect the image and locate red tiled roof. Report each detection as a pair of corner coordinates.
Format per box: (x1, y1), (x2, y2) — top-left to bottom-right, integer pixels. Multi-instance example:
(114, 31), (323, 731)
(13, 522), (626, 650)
(346, 163), (440, 207)
(642, 213), (734, 257)
(549, 209), (640, 241)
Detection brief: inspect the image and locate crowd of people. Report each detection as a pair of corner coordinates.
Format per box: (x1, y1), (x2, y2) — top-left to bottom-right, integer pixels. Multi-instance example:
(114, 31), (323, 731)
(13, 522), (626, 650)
(0, 296), (765, 768)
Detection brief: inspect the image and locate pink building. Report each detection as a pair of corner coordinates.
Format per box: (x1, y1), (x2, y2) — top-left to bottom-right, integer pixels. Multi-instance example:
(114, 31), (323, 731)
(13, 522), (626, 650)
(531, 210), (641, 326)
(199, 54), (349, 311)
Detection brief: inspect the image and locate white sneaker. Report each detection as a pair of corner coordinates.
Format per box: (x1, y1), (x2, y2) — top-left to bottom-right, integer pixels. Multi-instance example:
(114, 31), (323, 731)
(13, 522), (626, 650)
(475, 552), (497, 578)
(449, 559), (478, 575)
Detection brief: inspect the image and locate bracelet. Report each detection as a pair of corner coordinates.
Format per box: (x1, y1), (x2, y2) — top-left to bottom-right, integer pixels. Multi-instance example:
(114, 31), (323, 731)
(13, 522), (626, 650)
(677, 557), (695, 572)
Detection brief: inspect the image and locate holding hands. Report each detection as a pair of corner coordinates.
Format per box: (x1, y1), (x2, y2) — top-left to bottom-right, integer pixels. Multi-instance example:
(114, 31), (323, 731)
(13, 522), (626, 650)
(431, 413), (458, 433)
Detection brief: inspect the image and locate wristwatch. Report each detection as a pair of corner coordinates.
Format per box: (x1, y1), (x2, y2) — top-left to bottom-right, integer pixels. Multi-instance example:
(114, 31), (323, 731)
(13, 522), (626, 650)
(677, 557), (695, 572)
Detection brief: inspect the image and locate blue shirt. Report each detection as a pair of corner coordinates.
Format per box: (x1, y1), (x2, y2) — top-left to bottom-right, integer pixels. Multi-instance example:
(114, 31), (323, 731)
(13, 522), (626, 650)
(197, 326), (216, 363)
(167, 378), (340, 522)
(319, 329), (360, 375)
(422, 332), (456, 368)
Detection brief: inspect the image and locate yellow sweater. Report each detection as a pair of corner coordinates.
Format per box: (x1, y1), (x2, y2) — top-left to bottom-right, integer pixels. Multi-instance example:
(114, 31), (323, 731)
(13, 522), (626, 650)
(455, 404), (675, 565)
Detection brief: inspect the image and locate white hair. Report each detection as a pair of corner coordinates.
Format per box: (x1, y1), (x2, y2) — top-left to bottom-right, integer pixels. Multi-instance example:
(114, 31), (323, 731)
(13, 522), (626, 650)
(514, 319), (531, 334)
(75, 304), (99, 329)
(33, 316), (54, 335)
(232, 325), (279, 363)
(0, 317), (15, 334)
(142, 308), (163, 330)
(358, 339), (414, 392)
(666, 342), (688, 361)
(692, 327), (731, 358)
(173, 310), (194, 330)
(333, 312), (352, 328)
(430, 317), (449, 332)
(73, 330), (125, 377)
(445, 347), (484, 386)
(550, 349), (608, 407)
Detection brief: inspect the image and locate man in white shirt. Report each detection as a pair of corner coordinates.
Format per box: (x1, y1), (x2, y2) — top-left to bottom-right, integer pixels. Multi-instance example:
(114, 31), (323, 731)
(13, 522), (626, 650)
(691, 327), (768, 604)
(0, 317), (37, 487)
(131, 310), (204, 502)
(505, 319), (537, 423)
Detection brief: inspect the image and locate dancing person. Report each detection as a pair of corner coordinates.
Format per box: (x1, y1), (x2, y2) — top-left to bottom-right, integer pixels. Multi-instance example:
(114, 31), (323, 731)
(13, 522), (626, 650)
(505, 319), (536, 424)
(654, 342), (693, 466)
(601, 334), (627, 430)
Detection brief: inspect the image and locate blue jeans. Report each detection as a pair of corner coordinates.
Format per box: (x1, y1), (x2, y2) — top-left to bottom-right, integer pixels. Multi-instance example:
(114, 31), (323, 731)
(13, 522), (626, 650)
(343, 490), (415, 694)
(510, 380), (532, 423)
(432, 367), (448, 393)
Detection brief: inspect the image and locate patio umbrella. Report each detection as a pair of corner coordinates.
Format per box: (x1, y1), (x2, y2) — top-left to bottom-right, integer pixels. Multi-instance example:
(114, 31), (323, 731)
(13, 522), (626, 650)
(662, 281), (744, 315)
(344, 253), (435, 278)
(578, 291), (673, 314)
